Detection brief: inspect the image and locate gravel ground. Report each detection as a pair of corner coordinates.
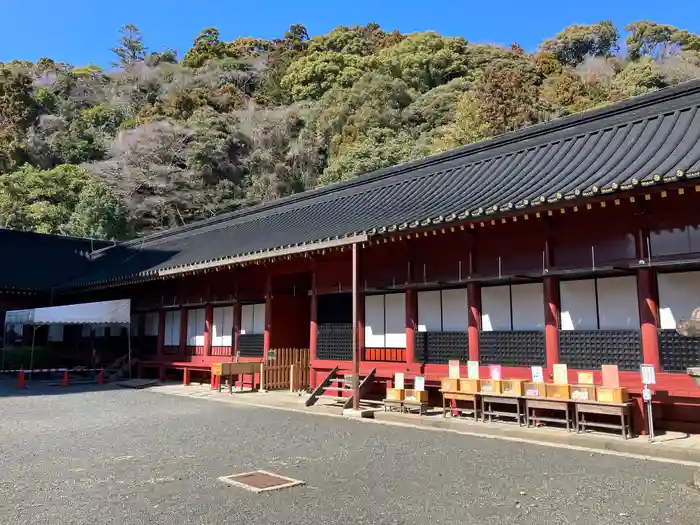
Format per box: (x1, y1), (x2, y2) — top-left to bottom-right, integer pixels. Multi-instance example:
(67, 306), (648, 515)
(1, 384), (699, 525)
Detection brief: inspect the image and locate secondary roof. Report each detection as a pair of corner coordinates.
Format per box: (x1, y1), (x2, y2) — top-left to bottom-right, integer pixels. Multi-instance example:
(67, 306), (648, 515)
(65, 80), (700, 289)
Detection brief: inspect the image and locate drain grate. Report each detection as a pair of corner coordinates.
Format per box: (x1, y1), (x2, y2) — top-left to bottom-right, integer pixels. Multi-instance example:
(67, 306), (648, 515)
(218, 470), (305, 493)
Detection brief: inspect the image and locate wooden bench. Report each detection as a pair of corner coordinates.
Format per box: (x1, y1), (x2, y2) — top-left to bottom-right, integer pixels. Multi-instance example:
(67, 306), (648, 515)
(383, 399), (404, 413)
(442, 391), (478, 421)
(574, 400), (633, 439)
(524, 397), (572, 431)
(481, 393), (523, 426)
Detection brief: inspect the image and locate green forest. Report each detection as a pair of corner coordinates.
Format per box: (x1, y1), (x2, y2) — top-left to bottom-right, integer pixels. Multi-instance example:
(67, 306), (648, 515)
(0, 20), (699, 239)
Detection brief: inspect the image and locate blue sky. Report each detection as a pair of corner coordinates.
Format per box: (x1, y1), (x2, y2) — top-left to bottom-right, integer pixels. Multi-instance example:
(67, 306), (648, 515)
(1, 0), (698, 67)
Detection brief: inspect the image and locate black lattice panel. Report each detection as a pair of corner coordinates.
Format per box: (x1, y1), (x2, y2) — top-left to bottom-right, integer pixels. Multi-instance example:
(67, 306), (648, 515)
(414, 332), (468, 364)
(659, 330), (700, 373)
(238, 334), (264, 357)
(479, 331), (545, 367)
(317, 323), (353, 361)
(558, 330), (641, 371)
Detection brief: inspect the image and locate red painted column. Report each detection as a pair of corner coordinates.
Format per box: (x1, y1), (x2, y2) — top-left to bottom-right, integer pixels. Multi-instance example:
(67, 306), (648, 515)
(467, 283), (481, 362)
(179, 307), (187, 359)
(405, 288), (417, 364)
(637, 268), (660, 370)
(204, 304), (213, 356)
(263, 274), (272, 360)
(357, 290), (365, 362)
(543, 277), (560, 369)
(156, 309), (165, 358)
(233, 301), (241, 361)
(309, 272), (318, 361)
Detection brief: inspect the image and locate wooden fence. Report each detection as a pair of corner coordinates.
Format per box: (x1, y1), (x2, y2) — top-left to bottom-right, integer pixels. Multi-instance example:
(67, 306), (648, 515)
(261, 348), (310, 391)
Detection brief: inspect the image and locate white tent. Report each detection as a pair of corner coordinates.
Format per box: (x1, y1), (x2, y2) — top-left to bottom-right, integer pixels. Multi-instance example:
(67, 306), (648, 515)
(3, 299), (132, 375)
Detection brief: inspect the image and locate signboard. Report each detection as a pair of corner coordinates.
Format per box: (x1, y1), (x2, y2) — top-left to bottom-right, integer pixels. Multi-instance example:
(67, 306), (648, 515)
(489, 364), (502, 380)
(414, 376), (425, 391)
(553, 363), (568, 385)
(531, 366), (544, 383)
(640, 364), (656, 385)
(577, 372), (594, 385)
(448, 360), (460, 379)
(267, 349), (277, 361)
(467, 361), (480, 380)
(394, 372), (405, 390)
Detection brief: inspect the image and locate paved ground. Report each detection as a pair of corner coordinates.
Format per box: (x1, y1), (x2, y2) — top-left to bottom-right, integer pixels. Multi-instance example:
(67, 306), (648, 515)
(1, 384), (699, 525)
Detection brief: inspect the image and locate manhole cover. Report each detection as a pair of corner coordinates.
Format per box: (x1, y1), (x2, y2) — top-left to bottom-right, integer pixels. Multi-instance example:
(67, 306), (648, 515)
(218, 470), (305, 493)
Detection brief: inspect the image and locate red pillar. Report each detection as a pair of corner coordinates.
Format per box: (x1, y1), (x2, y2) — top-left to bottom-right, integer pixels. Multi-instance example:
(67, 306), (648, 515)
(637, 268), (660, 370)
(405, 288), (417, 364)
(156, 310), (165, 358)
(179, 308), (187, 358)
(263, 274), (272, 359)
(233, 301), (241, 361)
(204, 303), (213, 356)
(357, 290), (365, 362)
(543, 277), (560, 369)
(309, 271), (318, 361)
(467, 283), (481, 362)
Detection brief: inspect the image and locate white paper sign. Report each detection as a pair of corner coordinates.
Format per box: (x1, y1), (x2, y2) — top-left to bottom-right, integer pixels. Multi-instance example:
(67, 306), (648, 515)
(448, 360), (460, 379)
(394, 372), (405, 390)
(531, 366), (544, 383)
(467, 361), (480, 380)
(640, 364), (656, 385)
(414, 376), (425, 391)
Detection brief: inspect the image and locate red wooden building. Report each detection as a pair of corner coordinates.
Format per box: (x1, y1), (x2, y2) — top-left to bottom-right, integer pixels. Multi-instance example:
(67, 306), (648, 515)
(4, 80), (700, 432)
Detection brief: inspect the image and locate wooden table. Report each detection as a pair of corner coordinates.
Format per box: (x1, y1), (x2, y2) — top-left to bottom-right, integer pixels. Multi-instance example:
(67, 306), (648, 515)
(574, 400), (633, 439)
(442, 391), (478, 421)
(524, 397), (572, 431)
(383, 399), (404, 412)
(403, 399), (428, 415)
(481, 394), (523, 426)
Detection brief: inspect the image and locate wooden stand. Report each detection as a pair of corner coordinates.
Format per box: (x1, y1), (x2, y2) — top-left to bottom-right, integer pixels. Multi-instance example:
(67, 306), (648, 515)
(442, 391), (478, 421)
(524, 397), (571, 431)
(481, 393), (522, 426)
(574, 401), (633, 439)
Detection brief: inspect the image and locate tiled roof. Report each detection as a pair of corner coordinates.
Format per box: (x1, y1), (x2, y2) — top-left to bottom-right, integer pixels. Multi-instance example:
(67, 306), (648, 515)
(64, 80), (700, 289)
(0, 229), (112, 292)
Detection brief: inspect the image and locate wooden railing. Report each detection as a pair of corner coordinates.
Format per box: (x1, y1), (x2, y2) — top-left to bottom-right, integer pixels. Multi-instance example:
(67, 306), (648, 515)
(261, 348), (310, 391)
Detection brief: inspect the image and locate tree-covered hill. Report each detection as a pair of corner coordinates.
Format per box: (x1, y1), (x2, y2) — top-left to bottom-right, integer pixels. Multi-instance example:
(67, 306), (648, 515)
(1, 20), (698, 238)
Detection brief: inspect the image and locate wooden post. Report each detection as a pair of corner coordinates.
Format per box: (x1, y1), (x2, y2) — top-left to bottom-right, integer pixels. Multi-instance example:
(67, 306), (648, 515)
(233, 300), (241, 361)
(352, 243), (360, 411)
(179, 307), (187, 358)
(156, 310), (165, 358)
(543, 277), (560, 369)
(309, 270), (318, 362)
(467, 283), (481, 362)
(204, 303), (213, 356)
(405, 288), (417, 364)
(263, 274), (272, 360)
(637, 268), (660, 370)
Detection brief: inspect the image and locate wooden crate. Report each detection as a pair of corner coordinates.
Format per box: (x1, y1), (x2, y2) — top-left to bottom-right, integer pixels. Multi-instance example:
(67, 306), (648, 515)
(571, 384), (597, 401)
(441, 378), (460, 392)
(596, 387), (629, 403)
(386, 388), (405, 401)
(458, 379), (480, 393)
(501, 379), (526, 396)
(545, 383), (571, 400)
(480, 379), (503, 394)
(405, 389), (428, 403)
(524, 382), (547, 397)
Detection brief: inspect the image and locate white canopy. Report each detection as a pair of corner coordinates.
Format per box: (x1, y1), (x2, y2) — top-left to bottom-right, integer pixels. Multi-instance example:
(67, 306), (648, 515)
(4, 299), (131, 326)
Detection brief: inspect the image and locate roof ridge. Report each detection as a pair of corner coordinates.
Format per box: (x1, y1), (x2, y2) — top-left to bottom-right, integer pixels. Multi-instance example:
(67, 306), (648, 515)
(111, 79), (700, 250)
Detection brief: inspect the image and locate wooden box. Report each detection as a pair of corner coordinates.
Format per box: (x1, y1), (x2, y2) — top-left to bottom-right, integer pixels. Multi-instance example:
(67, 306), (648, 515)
(571, 384), (597, 402)
(480, 379), (502, 394)
(211, 363), (223, 376)
(596, 387), (629, 403)
(441, 378), (460, 392)
(545, 383), (571, 400)
(458, 379), (480, 394)
(524, 382), (547, 397)
(501, 379), (526, 396)
(386, 388), (405, 401)
(405, 389), (428, 403)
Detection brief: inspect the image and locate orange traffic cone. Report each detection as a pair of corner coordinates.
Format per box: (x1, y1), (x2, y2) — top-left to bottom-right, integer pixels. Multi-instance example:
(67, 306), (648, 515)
(97, 368), (104, 385)
(18, 370), (26, 389)
(62, 369), (69, 387)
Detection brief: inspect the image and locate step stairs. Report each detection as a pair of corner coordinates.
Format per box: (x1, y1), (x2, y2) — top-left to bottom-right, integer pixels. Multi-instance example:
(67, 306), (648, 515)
(103, 355), (138, 382)
(305, 367), (377, 409)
